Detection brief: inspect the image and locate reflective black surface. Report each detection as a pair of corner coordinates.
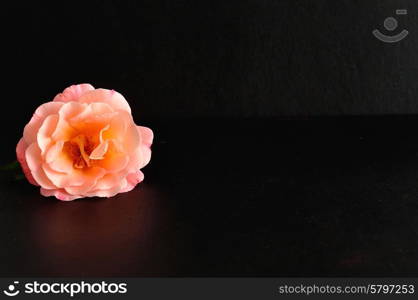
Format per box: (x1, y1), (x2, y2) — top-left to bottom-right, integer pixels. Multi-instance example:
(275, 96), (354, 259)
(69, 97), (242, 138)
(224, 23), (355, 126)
(1, 118), (418, 277)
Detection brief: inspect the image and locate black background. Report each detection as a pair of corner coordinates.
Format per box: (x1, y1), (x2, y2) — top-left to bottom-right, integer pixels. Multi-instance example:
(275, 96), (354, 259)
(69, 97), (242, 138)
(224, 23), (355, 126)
(2, 0), (418, 121)
(1, 0), (418, 277)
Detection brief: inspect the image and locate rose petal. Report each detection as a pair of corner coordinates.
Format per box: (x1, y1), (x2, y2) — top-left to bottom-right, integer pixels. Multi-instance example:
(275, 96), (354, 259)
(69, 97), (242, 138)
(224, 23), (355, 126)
(99, 124), (110, 143)
(45, 141), (64, 164)
(86, 178), (128, 198)
(53, 83), (95, 102)
(23, 102), (64, 145)
(70, 102), (114, 123)
(122, 122), (141, 154)
(63, 167), (106, 195)
(40, 188), (81, 201)
(42, 164), (85, 188)
(97, 151), (129, 173)
(89, 140), (109, 160)
(120, 170), (144, 193)
(77, 89), (131, 113)
(48, 155), (74, 174)
(25, 143), (56, 189)
(93, 172), (126, 190)
(138, 126), (154, 147)
(16, 138), (38, 186)
(37, 114), (59, 154)
(58, 102), (88, 120)
(139, 145), (152, 169)
(51, 118), (77, 142)
(46, 141), (74, 173)
(69, 104), (116, 136)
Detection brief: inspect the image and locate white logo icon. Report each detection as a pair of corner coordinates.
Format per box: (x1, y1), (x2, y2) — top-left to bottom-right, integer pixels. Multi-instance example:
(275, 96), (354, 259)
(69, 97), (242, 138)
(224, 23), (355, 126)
(3, 282), (20, 297)
(373, 9), (409, 43)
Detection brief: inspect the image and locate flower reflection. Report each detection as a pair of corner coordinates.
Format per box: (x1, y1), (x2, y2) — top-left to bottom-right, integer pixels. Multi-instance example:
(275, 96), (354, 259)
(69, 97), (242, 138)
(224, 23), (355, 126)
(27, 184), (169, 276)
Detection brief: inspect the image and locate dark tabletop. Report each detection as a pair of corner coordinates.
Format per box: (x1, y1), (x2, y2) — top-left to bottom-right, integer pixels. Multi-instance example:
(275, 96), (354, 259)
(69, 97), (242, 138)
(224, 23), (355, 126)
(1, 117), (418, 277)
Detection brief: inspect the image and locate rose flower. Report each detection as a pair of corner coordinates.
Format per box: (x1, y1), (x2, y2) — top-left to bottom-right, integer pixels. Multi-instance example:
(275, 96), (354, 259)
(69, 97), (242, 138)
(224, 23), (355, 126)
(16, 84), (153, 201)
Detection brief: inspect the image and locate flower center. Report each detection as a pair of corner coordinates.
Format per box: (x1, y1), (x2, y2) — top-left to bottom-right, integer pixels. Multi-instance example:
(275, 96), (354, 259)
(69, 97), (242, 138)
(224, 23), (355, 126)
(64, 134), (96, 169)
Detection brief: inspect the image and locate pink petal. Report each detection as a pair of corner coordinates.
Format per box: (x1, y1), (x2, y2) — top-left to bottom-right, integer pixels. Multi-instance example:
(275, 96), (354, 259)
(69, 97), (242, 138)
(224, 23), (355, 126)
(51, 118), (77, 142)
(77, 89), (131, 113)
(126, 144), (152, 172)
(25, 143), (56, 189)
(68, 104), (116, 136)
(45, 141), (74, 173)
(23, 102), (64, 145)
(99, 124), (110, 143)
(58, 102), (88, 120)
(63, 167), (106, 195)
(40, 188), (81, 201)
(37, 114), (59, 154)
(138, 126), (154, 147)
(25, 142), (43, 172)
(42, 164), (85, 188)
(48, 155), (73, 173)
(70, 102), (114, 123)
(139, 145), (152, 169)
(34, 101), (65, 117)
(94, 112), (129, 146)
(16, 138), (38, 186)
(53, 84), (95, 103)
(86, 178), (128, 198)
(45, 141), (64, 164)
(89, 141), (109, 160)
(120, 170), (144, 193)
(97, 152), (129, 173)
(109, 112), (128, 135)
(95, 138), (130, 173)
(123, 122), (141, 154)
(93, 173), (121, 190)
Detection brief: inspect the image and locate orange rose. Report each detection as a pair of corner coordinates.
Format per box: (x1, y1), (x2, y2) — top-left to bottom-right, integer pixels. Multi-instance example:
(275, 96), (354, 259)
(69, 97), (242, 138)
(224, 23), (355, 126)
(16, 84), (153, 201)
